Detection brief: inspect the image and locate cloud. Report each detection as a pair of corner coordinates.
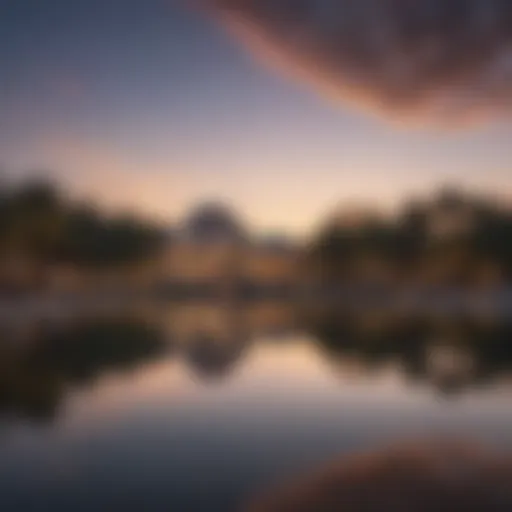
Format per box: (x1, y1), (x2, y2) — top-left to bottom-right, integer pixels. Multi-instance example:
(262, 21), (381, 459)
(201, 0), (512, 126)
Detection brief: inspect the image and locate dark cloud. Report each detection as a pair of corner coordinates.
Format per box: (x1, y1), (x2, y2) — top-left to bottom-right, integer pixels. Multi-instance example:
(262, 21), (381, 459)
(202, 0), (512, 125)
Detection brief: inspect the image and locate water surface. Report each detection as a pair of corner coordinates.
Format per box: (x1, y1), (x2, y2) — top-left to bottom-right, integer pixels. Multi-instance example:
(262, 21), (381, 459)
(1, 303), (512, 511)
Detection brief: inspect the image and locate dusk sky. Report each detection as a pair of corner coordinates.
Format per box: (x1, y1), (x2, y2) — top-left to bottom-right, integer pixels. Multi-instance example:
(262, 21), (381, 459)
(2, 0), (512, 236)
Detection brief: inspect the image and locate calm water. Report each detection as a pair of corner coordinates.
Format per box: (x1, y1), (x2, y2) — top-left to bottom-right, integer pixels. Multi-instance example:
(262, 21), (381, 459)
(1, 302), (512, 511)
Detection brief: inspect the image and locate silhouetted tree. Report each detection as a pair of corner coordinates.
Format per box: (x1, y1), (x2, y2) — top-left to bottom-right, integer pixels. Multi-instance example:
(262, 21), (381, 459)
(0, 177), (167, 289)
(307, 188), (512, 286)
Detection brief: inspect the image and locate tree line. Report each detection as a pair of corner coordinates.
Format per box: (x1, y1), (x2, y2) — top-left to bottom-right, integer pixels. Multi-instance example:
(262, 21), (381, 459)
(0, 179), (167, 287)
(1, 178), (510, 290)
(308, 188), (512, 286)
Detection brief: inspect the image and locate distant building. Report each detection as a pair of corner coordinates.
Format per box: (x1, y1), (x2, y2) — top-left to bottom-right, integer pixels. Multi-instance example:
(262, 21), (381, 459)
(177, 202), (248, 245)
(166, 202), (248, 283)
(243, 236), (300, 284)
(166, 203), (301, 285)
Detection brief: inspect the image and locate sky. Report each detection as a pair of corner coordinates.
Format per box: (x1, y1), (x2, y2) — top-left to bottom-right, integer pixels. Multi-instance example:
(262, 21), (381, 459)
(1, 0), (512, 236)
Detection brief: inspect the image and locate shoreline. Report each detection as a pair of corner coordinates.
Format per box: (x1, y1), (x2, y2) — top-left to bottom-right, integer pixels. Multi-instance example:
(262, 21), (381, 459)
(1, 286), (512, 322)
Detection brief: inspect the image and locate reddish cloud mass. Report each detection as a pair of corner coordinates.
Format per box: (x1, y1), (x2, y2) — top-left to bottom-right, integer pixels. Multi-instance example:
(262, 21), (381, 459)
(202, 0), (512, 125)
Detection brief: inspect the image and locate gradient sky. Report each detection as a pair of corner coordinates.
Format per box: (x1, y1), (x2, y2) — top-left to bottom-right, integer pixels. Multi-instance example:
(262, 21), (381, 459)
(2, 0), (511, 236)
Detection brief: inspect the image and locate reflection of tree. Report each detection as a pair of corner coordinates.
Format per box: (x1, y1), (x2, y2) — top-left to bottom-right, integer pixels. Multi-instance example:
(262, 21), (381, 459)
(304, 308), (512, 393)
(0, 306), (260, 421)
(0, 319), (168, 422)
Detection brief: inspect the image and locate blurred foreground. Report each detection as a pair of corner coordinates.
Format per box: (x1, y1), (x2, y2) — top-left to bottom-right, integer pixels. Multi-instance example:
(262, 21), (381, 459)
(246, 439), (512, 512)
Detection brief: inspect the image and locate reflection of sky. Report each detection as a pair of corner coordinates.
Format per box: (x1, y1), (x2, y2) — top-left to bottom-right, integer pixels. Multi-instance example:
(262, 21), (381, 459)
(2, 1), (512, 235)
(1, 335), (512, 510)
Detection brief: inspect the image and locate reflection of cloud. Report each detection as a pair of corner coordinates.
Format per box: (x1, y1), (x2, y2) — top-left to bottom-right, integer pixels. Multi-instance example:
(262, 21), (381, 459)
(246, 439), (512, 511)
(204, 0), (512, 126)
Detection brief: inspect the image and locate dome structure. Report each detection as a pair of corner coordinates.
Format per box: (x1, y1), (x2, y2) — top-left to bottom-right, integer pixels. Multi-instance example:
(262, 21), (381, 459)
(182, 202), (248, 244)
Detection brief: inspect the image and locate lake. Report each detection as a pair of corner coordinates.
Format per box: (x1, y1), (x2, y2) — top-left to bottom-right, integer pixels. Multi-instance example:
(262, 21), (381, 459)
(1, 302), (512, 511)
